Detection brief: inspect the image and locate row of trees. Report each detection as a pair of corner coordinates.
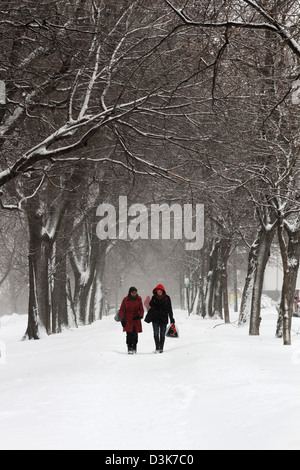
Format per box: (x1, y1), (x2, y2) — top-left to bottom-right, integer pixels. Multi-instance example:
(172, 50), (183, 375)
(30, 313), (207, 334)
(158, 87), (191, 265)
(164, 0), (300, 345)
(0, 0), (299, 345)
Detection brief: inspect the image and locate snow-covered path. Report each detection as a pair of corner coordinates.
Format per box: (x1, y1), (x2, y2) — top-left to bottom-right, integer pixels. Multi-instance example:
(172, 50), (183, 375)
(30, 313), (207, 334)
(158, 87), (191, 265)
(0, 309), (299, 450)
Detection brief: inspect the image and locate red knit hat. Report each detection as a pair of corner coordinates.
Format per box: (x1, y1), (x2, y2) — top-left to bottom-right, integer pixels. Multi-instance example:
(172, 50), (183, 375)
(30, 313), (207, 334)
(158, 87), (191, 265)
(153, 284), (166, 295)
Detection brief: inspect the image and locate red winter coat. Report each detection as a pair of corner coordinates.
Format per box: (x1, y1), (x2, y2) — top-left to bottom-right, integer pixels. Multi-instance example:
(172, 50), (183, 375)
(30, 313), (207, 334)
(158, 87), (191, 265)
(119, 295), (144, 333)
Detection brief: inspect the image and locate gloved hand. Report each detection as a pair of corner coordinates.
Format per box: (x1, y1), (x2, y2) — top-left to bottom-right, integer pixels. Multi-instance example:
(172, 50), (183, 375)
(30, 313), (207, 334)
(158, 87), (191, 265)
(133, 315), (142, 320)
(170, 318), (175, 324)
(121, 320), (126, 327)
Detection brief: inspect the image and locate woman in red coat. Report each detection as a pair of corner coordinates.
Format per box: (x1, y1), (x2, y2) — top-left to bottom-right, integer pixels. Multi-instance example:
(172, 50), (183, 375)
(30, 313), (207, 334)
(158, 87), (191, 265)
(119, 286), (144, 354)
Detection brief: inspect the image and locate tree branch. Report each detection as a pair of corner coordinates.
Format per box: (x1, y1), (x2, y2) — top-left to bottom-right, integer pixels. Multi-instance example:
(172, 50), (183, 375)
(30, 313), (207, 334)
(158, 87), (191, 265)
(165, 0), (300, 59)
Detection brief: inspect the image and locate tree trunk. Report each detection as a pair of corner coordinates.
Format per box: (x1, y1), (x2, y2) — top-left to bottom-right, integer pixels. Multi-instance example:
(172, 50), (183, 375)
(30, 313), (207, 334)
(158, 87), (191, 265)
(232, 249), (239, 313)
(25, 250), (40, 340)
(66, 276), (78, 328)
(25, 212), (52, 339)
(276, 224), (300, 345)
(51, 243), (68, 333)
(213, 255), (223, 319)
(239, 230), (262, 325)
(196, 273), (204, 317)
(88, 242), (106, 323)
(51, 217), (73, 333)
(222, 265), (229, 323)
(249, 225), (275, 336)
(24, 166), (84, 339)
(205, 238), (218, 317)
(70, 221), (106, 325)
(222, 243), (231, 324)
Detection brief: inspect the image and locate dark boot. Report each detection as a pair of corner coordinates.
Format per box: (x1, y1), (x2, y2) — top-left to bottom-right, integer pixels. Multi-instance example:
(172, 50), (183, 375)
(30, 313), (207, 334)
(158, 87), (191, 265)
(159, 337), (165, 353)
(131, 328), (137, 354)
(154, 336), (160, 353)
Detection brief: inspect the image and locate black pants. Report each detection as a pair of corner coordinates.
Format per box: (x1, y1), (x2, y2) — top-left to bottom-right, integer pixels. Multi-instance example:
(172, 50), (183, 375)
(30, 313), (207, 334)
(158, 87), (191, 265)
(126, 326), (138, 351)
(152, 322), (166, 350)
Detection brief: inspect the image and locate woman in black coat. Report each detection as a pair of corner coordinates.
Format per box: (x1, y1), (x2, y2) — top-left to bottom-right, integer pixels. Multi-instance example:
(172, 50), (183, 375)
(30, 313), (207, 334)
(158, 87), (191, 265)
(149, 284), (175, 353)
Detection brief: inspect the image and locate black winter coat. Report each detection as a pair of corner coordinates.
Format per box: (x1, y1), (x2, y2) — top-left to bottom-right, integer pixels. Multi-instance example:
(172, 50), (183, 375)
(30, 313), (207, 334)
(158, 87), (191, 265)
(149, 294), (174, 325)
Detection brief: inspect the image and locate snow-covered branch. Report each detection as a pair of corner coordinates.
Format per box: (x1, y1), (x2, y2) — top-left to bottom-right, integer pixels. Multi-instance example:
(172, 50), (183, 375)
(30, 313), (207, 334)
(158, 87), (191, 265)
(242, 0), (300, 59)
(0, 175), (45, 211)
(165, 0), (300, 59)
(164, 0), (278, 32)
(0, 92), (154, 188)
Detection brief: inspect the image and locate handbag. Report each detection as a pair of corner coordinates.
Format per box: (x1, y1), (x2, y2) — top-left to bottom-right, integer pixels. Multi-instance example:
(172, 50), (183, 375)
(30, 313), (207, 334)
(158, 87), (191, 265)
(114, 300), (127, 322)
(144, 307), (153, 323)
(114, 310), (121, 322)
(166, 322), (179, 338)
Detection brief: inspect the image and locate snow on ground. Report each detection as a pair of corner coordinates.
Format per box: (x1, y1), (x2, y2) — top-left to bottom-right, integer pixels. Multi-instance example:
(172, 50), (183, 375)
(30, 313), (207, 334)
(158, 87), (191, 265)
(0, 307), (300, 450)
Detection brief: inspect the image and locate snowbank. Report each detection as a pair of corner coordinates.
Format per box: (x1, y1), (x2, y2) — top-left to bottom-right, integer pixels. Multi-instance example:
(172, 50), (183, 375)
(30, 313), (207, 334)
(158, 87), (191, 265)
(0, 313), (26, 327)
(0, 309), (299, 450)
(261, 294), (277, 309)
